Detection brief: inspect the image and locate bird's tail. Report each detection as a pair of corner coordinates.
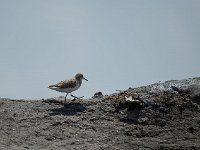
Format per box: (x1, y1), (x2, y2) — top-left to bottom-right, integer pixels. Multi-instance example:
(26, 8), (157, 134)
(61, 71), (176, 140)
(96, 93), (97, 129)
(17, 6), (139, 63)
(48, 84), (57, 89)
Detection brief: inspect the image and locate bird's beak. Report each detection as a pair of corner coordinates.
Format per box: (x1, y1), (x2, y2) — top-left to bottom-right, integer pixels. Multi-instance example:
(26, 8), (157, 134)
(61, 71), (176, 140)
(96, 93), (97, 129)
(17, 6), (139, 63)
(83, 77), (88, 81)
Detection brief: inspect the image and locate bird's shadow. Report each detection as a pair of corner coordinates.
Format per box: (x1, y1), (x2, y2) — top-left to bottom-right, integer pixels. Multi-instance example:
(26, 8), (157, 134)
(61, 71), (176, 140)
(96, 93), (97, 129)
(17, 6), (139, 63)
(49, 102), (86, 116)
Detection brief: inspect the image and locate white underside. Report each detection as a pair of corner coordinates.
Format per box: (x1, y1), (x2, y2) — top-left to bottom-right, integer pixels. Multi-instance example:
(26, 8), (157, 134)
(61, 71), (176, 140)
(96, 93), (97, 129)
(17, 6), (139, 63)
(49, 83), (81, 93)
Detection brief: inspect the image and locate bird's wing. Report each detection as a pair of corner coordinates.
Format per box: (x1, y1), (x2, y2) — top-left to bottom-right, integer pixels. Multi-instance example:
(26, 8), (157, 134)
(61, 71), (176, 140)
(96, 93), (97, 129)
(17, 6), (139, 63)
(49, 79), (77, 89)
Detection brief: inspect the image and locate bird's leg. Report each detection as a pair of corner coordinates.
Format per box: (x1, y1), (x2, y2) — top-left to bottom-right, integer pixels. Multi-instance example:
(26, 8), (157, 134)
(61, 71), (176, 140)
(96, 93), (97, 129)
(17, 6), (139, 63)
(70, 94), (84, 101)
(70, 93), (79, 100)
(65, 93), (68, 104)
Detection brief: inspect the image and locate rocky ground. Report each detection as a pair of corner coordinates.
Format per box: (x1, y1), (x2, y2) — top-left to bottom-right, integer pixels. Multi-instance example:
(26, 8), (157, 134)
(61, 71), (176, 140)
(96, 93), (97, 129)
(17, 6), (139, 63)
(0, 77), (200, 150)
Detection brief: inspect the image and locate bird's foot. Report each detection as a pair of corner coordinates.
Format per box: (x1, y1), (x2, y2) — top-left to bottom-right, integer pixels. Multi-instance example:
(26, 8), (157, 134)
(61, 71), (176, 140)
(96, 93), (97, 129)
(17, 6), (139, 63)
(71, 94), (84, 101)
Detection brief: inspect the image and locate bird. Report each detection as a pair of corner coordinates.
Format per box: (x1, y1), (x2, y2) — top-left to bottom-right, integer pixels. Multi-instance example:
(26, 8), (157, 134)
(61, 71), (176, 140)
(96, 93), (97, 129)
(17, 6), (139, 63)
(48, 73), (88, 104)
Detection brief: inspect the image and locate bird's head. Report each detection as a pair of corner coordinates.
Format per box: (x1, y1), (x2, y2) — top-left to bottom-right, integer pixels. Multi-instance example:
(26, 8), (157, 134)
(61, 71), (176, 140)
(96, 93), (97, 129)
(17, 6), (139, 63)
(75, 73), (88, 81)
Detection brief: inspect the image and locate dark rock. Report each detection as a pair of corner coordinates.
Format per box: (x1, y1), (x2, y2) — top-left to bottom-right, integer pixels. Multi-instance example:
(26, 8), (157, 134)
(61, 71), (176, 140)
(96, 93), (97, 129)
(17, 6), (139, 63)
(1, 77), (200, 149)
(92, 91), (103, 98)
(52, 121), (62, 126)
(188, 85), (200, 104)
(138, 117), (148, 123)
(24, 146), (30, 149)
(171, 86), (184, 94)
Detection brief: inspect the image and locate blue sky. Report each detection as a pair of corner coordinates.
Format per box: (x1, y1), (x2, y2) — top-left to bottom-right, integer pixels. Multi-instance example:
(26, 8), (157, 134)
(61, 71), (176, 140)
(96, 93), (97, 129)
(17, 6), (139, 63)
(0, 0), (200, 99)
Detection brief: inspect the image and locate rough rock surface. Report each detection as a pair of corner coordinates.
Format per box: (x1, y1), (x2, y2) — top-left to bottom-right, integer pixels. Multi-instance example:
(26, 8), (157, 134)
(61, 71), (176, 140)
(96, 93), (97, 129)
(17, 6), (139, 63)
(0, 77), (200, 150)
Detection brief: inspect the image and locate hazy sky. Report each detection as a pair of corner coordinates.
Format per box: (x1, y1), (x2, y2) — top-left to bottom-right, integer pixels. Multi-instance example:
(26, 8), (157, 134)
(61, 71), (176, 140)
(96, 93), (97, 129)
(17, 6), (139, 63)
(0, 0), (200, 99)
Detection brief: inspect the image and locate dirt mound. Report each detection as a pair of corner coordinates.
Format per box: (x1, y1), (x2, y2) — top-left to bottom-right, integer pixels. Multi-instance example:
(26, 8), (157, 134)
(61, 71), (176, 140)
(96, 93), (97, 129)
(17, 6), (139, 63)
(0, 77), (200, 149)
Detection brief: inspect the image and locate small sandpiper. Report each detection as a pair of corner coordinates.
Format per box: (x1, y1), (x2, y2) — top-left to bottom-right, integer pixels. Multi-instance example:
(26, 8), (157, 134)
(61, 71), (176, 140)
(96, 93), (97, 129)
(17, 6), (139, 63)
(48, 73), (88, 104)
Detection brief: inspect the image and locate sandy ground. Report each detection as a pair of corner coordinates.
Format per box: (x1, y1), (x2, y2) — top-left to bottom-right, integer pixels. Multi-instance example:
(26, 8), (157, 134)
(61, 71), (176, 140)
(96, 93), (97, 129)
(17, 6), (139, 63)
(0, 77), (200, 150)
